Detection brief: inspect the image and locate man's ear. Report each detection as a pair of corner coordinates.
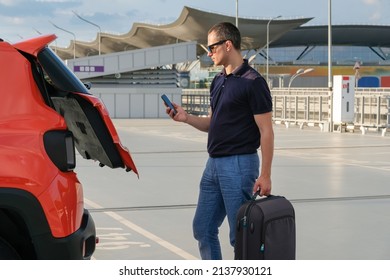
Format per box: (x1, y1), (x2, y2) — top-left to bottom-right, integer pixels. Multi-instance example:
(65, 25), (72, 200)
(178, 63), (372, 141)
(226, 40), (232, 51)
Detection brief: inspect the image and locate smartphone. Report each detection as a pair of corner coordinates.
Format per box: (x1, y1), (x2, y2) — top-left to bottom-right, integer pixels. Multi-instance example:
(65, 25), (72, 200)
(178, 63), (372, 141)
(161, 94), (177, 115)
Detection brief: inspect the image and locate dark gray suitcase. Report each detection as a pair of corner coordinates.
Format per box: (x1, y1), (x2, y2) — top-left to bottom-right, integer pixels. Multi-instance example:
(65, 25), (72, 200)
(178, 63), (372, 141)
(234, 192), (296, 260)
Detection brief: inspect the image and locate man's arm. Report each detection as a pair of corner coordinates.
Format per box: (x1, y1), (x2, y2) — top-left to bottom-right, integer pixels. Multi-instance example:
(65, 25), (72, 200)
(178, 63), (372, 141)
(253, 112), (274, 196)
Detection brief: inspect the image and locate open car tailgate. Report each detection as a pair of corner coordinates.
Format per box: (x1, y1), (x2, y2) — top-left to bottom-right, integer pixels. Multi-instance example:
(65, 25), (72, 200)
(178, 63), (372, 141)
(13, 34), (138, 176)
(51, 92), (138, 176)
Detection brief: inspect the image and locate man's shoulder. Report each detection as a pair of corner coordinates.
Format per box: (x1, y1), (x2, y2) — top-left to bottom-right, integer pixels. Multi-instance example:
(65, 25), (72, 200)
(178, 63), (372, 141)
(245, 67), (261, 78)
(241, 68), (266, 84)
(239, 62), (262, 79)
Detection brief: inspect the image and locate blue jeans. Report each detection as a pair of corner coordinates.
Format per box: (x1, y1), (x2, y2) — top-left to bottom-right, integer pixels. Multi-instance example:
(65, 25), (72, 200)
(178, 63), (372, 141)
(193, 153), (259, 260)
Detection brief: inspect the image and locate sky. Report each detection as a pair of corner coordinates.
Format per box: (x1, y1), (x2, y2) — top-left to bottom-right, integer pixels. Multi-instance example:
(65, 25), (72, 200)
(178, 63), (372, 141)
(1, 0), (390, 47)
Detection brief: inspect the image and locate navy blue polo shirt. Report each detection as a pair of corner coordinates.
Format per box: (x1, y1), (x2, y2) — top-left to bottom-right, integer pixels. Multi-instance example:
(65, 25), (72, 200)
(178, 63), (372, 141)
(207, 59), (272, 157)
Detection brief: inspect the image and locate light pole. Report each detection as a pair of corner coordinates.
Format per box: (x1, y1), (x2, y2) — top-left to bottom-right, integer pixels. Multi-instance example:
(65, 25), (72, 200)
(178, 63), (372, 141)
(288, 68), (314, 91)
(72, 10), (101, 55)
(50, 21), (76, 59)
(266, 15), (281, 84)
(32, 28), (42, 35)
(286, 68), (314, 120)
(235, 0), (239, 27)
(328, 0), (334, 132)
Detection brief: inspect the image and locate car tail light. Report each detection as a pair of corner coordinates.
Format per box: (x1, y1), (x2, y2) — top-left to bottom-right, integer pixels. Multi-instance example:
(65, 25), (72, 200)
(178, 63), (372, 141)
(43, 130), (76, 171)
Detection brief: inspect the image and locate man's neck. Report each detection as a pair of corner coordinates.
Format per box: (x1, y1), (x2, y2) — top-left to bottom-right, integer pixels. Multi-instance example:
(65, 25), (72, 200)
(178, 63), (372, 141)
(224, 54), (244, 75)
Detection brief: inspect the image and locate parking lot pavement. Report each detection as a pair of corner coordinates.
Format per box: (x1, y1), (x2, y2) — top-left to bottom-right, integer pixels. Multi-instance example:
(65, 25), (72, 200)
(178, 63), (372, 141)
(76, 119), (390, 260)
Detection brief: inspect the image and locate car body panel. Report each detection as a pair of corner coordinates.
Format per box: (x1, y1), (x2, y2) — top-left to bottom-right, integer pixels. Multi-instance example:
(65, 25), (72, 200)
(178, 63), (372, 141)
(0, 34), (138, 259)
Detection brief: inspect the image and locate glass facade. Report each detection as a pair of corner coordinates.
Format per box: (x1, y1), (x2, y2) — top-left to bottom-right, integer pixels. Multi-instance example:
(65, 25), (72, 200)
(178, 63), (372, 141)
(196, 43), (390, 88)
(260, 46), (390, 65)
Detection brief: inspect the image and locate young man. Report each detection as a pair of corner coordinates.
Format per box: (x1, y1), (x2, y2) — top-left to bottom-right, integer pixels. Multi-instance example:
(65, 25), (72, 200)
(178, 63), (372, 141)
(165, 22), (274, 260)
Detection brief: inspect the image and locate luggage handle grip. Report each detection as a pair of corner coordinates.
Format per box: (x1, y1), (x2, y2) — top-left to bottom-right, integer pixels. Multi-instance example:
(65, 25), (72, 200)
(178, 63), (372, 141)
(251, 190), (272, 201)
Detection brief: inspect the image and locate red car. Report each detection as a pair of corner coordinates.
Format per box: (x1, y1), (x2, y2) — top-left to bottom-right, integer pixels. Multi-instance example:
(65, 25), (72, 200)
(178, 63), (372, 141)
(0, 35), (138, 259)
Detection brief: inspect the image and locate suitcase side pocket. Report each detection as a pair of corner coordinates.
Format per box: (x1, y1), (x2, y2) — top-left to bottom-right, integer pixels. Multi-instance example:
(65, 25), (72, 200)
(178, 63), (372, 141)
(262, 215), (296, 260)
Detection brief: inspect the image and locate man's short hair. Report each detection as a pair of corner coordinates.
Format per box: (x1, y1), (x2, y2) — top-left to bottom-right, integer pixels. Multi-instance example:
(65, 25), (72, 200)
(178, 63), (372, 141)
(208, 22), (241, 50)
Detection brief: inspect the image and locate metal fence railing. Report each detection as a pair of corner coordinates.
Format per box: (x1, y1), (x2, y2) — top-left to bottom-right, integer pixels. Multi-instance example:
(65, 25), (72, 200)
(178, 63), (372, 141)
(181, 90), (210, 116)
(354, 93), (390, 128)
(182, 88), (390, 132)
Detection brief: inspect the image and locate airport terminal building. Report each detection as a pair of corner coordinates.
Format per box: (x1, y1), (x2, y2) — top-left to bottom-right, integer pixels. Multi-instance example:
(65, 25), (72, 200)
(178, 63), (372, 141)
(53, 6), (390, 88)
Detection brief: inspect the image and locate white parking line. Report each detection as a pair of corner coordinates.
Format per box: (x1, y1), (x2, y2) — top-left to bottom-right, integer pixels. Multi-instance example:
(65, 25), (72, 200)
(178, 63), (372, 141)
(85, 198), (198, 260)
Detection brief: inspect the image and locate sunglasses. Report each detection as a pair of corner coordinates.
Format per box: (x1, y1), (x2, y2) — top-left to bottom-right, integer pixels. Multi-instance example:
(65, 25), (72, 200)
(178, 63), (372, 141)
(207, 39), (228, 53)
